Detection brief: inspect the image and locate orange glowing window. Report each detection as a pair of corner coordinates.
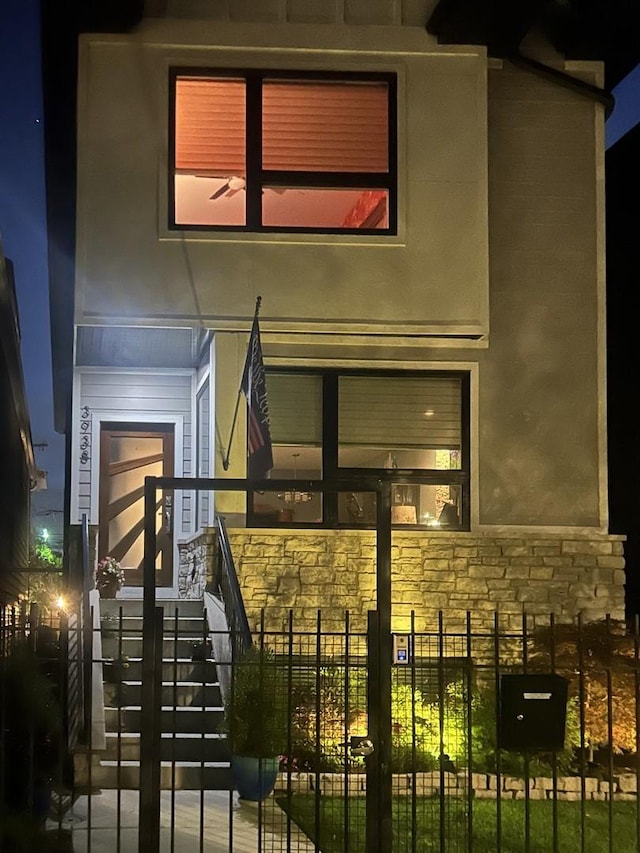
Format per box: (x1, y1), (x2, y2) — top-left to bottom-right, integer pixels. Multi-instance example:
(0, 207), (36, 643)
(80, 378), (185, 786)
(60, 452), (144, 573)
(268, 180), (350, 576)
(171, 70), (396, 233)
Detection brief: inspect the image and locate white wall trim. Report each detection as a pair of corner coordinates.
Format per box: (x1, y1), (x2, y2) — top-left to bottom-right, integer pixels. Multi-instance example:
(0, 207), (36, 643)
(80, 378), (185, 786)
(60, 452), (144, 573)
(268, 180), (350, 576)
(79, 366), (193, 377)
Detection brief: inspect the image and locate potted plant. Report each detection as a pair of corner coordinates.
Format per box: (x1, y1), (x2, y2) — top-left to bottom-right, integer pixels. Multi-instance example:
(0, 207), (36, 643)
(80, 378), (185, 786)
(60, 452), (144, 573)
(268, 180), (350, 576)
(94, 556), (125, 598)
(224, 645), (289, 801)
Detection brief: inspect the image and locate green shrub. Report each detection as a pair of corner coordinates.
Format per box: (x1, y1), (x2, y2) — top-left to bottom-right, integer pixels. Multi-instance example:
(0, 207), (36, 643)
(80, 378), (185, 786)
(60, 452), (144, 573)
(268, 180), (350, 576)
(470, 684), (581, 776)
(223, 645), (289, 758)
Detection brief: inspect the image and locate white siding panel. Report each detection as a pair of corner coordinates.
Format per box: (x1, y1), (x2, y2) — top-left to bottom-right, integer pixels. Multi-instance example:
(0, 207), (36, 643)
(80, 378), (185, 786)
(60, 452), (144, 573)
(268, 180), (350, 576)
(75, 370), (193, 532)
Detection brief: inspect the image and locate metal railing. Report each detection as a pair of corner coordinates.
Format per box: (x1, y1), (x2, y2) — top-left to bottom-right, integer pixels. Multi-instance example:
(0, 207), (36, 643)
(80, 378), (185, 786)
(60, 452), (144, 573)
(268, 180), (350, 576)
(214, 514), (253, 659)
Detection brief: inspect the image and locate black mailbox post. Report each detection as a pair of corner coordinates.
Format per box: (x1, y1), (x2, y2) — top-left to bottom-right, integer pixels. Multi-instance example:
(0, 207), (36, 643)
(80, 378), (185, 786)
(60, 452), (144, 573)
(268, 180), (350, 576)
(499, 674), (569, 751)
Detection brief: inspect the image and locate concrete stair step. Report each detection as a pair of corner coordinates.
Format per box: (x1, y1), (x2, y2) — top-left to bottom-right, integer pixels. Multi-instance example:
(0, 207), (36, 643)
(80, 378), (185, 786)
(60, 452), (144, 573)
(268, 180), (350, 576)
(102, 636), (210, 659)
(100, 615), (209, 634)
(103, 732), (231, 762)
(105, 705), (224, 734)
(92, 761), (233, 791)
(103, 681), (222, 708)
(103, 658), (219, 683)
(95, 596), (232, 792)
(98, 599), (205, 618)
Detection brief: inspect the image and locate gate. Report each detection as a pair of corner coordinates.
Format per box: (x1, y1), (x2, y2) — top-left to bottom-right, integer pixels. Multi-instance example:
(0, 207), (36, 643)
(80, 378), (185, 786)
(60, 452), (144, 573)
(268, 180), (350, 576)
(139, 474), (399, 853)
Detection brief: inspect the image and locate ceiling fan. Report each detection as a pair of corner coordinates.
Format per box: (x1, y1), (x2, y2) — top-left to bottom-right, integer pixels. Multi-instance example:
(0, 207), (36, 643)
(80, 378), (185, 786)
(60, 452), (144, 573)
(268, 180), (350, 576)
(208, 175), (246, 200)
(202, 175), (288, 200)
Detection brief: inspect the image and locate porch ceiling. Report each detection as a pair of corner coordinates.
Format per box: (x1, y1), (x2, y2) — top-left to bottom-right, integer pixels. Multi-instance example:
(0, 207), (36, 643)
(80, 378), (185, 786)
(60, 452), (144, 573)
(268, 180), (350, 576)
(76, 325), (202, 369)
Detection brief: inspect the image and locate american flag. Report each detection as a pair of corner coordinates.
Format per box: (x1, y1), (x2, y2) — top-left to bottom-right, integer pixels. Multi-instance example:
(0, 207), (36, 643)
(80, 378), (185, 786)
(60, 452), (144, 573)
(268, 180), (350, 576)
(241, 309), (273, 479)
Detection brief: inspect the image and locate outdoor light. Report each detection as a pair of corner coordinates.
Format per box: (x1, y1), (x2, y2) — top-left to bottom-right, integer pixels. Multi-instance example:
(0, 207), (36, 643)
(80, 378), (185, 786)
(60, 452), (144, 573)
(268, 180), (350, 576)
(41, 528), (49, 541)
(55, 595), (66, 611)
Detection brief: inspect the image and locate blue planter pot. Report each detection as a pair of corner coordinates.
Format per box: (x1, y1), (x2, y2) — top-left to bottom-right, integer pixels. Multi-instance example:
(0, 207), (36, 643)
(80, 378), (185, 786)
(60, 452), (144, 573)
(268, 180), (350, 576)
(231, 755), (280, 801)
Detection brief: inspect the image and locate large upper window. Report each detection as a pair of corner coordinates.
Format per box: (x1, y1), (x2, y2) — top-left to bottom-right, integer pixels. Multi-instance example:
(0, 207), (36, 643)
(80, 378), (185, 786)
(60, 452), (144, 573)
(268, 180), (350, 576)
(170, 69), (396, 233)
(248, 370), (469, 529)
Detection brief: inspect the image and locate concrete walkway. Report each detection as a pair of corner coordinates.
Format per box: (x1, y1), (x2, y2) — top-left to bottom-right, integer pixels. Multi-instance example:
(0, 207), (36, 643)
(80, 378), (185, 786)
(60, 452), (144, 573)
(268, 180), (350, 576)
(47, 789), (317, 853)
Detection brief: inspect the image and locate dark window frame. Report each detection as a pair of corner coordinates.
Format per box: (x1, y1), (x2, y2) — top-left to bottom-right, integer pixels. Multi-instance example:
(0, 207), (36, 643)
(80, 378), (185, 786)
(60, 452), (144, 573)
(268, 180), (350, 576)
(247, 367), (470, 529)
(169, 67), (398, 235)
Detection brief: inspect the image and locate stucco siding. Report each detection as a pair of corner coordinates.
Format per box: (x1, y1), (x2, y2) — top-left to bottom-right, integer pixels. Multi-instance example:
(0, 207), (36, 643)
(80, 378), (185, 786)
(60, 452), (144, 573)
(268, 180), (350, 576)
(75, 23), (488, 338)
(479, 65), (602, 528)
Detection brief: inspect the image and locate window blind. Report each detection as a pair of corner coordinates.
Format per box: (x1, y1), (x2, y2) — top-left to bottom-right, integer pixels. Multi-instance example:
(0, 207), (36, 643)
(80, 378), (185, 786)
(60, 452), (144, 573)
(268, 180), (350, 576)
(174, 78), (246, 173)
(262, 81), (389, 173)
(339, 376), (462, 449)
(266, 373), (322, 445)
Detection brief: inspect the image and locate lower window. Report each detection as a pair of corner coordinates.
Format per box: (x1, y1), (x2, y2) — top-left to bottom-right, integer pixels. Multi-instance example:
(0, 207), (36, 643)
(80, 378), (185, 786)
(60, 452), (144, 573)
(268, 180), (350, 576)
(248, 369), (469, 529)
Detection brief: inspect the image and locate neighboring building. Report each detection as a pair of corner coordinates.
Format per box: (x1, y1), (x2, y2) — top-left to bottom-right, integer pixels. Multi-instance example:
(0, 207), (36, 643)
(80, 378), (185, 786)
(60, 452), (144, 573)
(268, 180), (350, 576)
(0, 244), (38, 606)
(43, 0), (633, 633)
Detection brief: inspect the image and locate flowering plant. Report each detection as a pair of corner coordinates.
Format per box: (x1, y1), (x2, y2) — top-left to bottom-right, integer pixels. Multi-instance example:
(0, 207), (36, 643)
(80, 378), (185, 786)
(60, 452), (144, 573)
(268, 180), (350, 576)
(95, 556), (125, 590)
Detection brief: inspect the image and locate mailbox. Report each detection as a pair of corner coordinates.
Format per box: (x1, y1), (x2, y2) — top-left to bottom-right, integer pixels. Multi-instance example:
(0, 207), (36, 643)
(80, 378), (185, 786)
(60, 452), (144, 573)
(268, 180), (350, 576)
(499, 673), (569, 751)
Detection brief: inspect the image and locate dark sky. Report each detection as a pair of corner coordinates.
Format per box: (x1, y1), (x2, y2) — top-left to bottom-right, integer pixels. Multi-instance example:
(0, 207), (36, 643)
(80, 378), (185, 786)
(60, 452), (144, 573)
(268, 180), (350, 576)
(0, 0), (65, 545)
(0, 2), (638, 556)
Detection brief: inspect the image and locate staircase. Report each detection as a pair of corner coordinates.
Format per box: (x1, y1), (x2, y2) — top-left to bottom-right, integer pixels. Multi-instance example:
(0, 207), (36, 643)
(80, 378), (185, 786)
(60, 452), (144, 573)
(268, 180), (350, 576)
(93, 598), (232, 790)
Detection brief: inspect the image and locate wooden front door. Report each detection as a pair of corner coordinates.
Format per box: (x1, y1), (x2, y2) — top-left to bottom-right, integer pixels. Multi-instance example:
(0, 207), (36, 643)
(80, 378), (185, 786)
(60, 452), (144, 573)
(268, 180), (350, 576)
(99, 423), (175, 588)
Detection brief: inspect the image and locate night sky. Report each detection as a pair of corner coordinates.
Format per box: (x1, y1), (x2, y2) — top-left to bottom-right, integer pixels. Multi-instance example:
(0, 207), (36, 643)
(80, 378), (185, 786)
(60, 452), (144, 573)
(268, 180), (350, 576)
(0, 1), (65, 546)
(1, 3), (638, 574)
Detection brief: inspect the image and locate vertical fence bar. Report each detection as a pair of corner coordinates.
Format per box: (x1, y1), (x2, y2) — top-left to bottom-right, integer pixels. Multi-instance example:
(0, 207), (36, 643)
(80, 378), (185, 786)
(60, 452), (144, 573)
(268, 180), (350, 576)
(577, 612), (587, 853)
(199, 609), (207, 853)
(494, 611), (502, 853)
(550, 613), (559, 853)
(258, 608), (266, 851)
(366, 609), (380, 853)
(410, 610), (417, 853)
(286, 608), (294, 853)
(606, 614), (614, 853)
(87, 602), (94, 853)
(116, 606), (124, 852)
(170, 608), (178, 853)
(343, 609), (350, 853)
(466, 611), (473, 853)
(81, 513), (93, 745)
(522, 611), (530, 853)
(139, 476), (161, 853)
(438, 610), (446, 853)
(315, 609), (322, 853)
(635, 614), (640, 852)
(226, 624), (238, 850)
(375, 479), (393, 853)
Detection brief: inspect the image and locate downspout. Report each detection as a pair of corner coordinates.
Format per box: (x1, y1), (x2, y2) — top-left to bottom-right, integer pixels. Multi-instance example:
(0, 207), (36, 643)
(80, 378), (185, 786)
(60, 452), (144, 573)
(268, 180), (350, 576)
(508, 49), (615, 118)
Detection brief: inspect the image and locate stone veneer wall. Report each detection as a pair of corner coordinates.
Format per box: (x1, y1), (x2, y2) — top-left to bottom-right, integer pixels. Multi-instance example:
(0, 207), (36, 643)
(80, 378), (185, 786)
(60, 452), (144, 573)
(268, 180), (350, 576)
(177, 529), (216, 599)
(224, 529), (625, 634)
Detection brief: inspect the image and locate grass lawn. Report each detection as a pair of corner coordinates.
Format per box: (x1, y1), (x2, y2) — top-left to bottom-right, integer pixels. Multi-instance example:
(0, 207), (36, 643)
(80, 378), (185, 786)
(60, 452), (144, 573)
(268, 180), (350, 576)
(276, 795), (640, 852)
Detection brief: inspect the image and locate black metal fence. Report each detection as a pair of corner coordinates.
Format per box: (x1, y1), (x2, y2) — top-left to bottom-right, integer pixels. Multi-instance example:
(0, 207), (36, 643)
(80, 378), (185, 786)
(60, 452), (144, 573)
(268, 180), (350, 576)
(2, 608), (640, 852)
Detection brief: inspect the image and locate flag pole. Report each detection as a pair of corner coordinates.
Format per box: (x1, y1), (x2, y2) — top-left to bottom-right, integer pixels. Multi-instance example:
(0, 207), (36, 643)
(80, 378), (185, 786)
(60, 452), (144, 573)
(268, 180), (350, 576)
(221, 296), (262, 471)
